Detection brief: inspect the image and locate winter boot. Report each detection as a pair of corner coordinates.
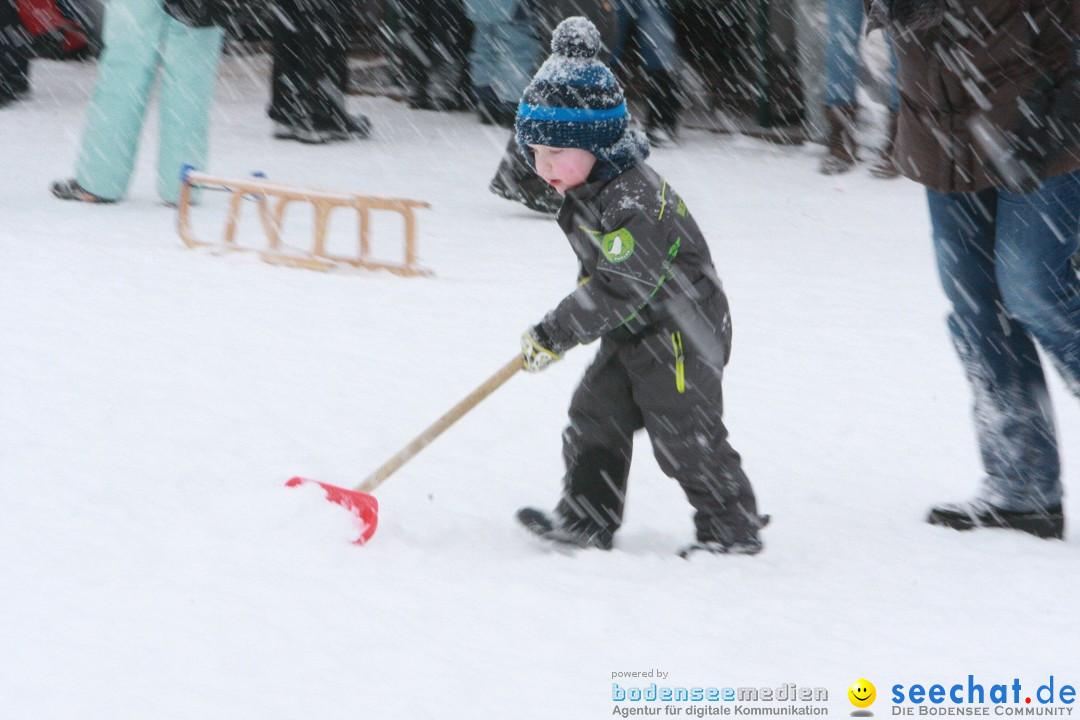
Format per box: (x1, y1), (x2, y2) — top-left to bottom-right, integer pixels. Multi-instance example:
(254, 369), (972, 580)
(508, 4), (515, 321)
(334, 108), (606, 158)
(644, 70), (682, 147)
(680, 512), (770, 558)
(517, 507), (614, 550)
(489, 135), (563, 214)
(51, 179), (115, 203)
(489, 171), (562, 214)
(869, 112), (900, 179)
(819, 105), (858, 175)
(927, 499), (1064, 539)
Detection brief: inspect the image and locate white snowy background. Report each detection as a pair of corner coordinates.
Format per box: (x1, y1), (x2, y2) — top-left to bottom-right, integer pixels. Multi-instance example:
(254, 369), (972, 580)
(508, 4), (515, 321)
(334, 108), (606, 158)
(2, 54), (1078, 719)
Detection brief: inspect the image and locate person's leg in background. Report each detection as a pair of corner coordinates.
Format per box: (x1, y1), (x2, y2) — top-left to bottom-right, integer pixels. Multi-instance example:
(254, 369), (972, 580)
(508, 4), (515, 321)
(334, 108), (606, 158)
(268, 0), (309, 134)
(419, 0), (472, 111)
(156, 13), (223, 205)
(633, 0), (681, 145)
(868, 32), (901, 178)
(924, 186), (1064, 538)
(464, 0), (538, 127)
(464, 13), (501, 124)
(71, 0), (165, 200)
(395, 0), (432, 109)
(295, 0), (342, 134)
(269, 0), (367, 143)
(464, 0), (502, 123)
(995, 171), (1080, 397)
(0, 0), (31, 107)
(611, 0), (682, 145)
(479, 0), (558, 213)
(487, 3), (540, 120)
(308, 0), (368, 137)
(820, 0), (862, 174)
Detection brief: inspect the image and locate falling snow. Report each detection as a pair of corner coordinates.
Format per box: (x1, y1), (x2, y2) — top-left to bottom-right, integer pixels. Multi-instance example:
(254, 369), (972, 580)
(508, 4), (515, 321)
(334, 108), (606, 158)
(2, 42), (1079, 720)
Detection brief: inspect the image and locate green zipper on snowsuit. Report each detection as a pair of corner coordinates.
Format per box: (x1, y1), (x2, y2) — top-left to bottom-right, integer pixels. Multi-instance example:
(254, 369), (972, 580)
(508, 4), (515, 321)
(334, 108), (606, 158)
(619, 236), (682, 327)
(670, 331), (686, 394)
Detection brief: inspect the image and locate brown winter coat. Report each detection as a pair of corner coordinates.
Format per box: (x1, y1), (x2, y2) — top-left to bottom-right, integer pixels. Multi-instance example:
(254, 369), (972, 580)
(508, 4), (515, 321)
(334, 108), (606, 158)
(867, 0), (1079, 194)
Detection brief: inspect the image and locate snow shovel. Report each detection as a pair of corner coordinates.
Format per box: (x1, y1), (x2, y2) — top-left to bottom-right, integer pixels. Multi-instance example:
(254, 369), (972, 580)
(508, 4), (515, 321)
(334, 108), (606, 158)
(287, 354), (523, 543)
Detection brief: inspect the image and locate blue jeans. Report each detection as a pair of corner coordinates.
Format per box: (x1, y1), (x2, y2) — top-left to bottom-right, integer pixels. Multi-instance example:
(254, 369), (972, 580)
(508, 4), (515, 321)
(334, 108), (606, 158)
(926, 171), (1080, 511)
(611, 0), (679, 73)
(823, 0), (898, 111)
(464, 0), (541, 104)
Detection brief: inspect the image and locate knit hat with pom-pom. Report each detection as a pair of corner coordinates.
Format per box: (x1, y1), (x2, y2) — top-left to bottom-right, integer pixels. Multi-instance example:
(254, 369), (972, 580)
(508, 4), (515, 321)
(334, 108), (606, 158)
(516, 16), (648, 172)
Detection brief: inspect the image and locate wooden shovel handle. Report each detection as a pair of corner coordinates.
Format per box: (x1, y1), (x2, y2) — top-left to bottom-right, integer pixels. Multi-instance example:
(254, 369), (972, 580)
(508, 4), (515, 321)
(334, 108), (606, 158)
(355, 355), (523, 493)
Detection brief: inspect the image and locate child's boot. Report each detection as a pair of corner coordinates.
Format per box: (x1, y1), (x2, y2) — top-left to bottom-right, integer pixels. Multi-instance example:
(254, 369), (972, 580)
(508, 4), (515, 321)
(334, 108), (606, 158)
(680, 507), (770, 558)
(517, 507), (614, 550)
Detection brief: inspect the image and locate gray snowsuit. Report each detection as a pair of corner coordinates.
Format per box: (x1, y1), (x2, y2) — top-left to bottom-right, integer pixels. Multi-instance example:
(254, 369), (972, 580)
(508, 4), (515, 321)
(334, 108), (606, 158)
(537, 163), (762, 545)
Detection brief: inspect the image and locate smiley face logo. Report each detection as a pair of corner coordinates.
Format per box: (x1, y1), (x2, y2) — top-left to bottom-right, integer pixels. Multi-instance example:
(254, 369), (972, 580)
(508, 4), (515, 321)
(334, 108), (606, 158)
(848, 679), (876, 709)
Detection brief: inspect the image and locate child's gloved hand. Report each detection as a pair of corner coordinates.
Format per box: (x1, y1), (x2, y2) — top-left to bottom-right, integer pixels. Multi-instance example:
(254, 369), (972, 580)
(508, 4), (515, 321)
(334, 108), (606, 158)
(521, 325), (561, 372)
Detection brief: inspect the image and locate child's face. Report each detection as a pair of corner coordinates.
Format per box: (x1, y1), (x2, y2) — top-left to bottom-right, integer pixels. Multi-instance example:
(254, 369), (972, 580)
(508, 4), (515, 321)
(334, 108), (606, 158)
(529, 145), (597, 195)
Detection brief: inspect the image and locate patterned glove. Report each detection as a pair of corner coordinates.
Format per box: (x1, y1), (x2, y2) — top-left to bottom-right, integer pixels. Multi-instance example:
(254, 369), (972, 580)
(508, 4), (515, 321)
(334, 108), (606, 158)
(521, 325), (561, 373)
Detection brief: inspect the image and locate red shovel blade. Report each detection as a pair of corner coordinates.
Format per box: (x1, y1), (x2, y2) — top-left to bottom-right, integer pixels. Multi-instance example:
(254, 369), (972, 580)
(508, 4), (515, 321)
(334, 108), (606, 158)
(286, 477), (379, 544)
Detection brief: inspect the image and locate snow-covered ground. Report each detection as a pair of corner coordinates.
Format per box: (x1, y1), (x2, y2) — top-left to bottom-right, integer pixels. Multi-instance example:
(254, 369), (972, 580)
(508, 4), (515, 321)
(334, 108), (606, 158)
(2, 54), (1078, 720)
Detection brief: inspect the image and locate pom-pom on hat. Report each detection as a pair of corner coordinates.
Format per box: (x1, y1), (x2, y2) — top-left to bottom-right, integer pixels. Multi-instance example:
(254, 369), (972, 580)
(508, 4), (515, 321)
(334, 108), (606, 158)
(516, 16), (638, 163)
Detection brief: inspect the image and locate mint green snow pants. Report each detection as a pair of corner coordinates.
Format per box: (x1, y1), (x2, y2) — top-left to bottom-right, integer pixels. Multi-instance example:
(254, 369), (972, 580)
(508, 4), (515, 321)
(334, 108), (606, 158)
(75, 0), (224, 204)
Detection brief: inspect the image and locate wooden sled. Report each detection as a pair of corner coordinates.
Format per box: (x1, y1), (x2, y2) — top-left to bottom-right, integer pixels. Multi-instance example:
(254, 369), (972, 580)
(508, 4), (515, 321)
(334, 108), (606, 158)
(177, 170), (432, 276)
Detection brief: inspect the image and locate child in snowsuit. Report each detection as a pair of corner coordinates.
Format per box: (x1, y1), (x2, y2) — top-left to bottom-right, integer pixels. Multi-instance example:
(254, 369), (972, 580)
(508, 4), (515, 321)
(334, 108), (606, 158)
(515, 16), (766, 556)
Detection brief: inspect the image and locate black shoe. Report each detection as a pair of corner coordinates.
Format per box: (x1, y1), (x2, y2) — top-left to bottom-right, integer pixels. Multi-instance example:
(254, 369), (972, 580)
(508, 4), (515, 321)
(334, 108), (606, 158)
(927, 499), (1064, 539)
(516, 507), (613, 550)
(51, 179), (114, 203)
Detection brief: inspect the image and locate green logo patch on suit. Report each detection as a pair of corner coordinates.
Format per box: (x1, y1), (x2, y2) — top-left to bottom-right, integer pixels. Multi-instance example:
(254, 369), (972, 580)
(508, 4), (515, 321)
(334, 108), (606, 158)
(601, 228), (635, 263)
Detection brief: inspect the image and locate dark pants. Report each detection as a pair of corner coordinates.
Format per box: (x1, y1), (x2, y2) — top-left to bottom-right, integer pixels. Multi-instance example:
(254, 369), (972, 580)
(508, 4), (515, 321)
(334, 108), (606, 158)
(395, 0), (471, 109)
(0, 0), (30, 102)
(268, 0), (353, 131)
(556, 292), (760, 544)
(926, 170), (1080, 511)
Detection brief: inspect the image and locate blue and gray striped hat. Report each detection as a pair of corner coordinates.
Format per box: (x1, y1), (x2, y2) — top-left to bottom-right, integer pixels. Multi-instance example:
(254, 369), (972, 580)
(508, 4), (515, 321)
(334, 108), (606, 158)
(516, 17), (629, 158)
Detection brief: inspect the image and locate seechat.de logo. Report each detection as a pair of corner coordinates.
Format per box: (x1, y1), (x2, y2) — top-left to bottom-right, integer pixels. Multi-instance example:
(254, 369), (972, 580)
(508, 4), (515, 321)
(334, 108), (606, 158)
(850, 679), (877, 715)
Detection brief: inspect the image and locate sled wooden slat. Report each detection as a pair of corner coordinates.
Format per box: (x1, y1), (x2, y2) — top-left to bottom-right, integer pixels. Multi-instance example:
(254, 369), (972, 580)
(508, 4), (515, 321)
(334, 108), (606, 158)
(178, 171), (432, 277)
